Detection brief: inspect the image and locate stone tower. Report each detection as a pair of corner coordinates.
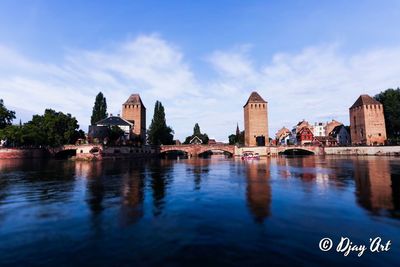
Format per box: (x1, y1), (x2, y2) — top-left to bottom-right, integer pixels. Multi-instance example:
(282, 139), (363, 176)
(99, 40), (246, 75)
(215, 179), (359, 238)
(121, 94), (146, 142)
(349, 94), (386, 145)
(243, 92), (269, 146)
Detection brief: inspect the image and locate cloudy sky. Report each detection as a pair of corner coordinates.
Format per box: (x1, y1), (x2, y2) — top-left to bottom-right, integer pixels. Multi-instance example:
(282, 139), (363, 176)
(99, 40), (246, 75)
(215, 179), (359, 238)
(1, 0), (400, 141)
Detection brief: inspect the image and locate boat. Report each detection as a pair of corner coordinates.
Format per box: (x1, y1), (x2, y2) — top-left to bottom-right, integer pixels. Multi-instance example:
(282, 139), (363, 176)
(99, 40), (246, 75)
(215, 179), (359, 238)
(241, 151), (260, 160)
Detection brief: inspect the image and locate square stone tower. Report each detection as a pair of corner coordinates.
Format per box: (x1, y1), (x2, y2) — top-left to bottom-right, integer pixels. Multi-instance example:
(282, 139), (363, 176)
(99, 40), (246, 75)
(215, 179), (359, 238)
(349, 94), (386, 145)
(121, 94), (146, 142)
(244, 92), (269, 146)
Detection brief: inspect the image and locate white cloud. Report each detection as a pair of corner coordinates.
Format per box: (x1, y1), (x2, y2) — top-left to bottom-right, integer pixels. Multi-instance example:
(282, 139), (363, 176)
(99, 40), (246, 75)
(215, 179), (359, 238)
(207, 43), (400, 138)
(1, 36), (400, 141)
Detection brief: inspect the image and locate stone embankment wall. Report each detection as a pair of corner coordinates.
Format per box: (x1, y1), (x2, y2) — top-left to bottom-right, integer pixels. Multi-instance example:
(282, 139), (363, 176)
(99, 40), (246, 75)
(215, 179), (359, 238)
(75, 145), (156, 160)
(0, 148), (47, 159)
(324, 146), (400, 156)
(234, 146), (400, 157)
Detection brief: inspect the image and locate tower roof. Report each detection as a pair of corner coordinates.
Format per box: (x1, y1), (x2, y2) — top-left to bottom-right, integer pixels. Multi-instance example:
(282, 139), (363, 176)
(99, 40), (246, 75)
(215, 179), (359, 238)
(124, 94), (145, 108)
(244, 91), (267, 107)
(350, 94), (381, 109)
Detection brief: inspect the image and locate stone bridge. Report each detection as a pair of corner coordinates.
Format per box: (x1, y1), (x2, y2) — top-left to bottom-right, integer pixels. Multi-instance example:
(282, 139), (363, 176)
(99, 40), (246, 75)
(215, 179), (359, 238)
(274, 145), (325, 155)
(160, 144), (235, 157)
(48, 144), (80, 155)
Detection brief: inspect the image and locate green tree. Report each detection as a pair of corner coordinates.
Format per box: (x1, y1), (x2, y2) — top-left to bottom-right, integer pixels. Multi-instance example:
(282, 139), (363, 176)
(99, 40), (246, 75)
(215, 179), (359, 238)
(183, 123), (209, 144)
(0, 125), (23, 147)
(108, 125), (125, 145)
(90, 92), (108, 125)
(147, 101), (174, 145)
(375, 88), (400, 142)
(228, 130), (244, 145)
(0, 99), (16, 129)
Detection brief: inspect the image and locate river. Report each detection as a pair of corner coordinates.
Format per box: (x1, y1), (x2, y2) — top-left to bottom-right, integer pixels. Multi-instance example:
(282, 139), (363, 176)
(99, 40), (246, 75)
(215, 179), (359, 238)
(0, 156), (399, 266)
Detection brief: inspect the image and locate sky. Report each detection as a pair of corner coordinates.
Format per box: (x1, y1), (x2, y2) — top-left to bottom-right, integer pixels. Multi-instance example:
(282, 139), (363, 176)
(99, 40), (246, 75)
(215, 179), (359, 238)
(1, 0), (400, 141)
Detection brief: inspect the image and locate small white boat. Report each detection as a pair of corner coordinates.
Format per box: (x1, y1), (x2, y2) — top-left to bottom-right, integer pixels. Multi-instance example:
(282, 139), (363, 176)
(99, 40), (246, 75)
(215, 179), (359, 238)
(241, 152), (260, 160)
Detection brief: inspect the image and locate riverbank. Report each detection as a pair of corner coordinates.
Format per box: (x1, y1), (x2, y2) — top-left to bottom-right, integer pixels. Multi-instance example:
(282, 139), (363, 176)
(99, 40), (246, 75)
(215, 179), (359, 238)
(0, 148), (47, 159)
(235, 146), (400, 157)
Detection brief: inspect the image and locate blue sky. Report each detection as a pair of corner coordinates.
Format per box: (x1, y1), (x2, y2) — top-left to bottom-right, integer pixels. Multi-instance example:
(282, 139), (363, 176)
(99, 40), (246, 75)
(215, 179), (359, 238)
(1, 0), (400, 141)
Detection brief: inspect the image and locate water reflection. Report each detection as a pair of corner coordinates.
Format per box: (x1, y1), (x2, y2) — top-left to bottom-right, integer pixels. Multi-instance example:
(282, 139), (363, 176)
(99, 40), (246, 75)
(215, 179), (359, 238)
(245, 160), (271, 222)
(353, 158), (400, 218)
(149, 160), (173, 216)
(185, 158), (211, 190)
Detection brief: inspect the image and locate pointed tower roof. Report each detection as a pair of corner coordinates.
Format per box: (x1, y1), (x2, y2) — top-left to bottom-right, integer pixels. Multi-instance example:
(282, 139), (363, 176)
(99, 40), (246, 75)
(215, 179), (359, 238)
(244, 91), (267, 107)
(124, 94), (145, 108)
(350, 94), (381, 109)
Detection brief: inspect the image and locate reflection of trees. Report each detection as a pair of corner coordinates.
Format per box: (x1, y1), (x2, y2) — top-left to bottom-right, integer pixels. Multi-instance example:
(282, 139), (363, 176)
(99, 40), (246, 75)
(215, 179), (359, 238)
(82, 161), (105, 215)
(185, 158), (210, 190)
(149, 159), (173, 216)
(353, 158), (398, 217)
(245, 160), (271, 223)
(19, 160), (76, 204)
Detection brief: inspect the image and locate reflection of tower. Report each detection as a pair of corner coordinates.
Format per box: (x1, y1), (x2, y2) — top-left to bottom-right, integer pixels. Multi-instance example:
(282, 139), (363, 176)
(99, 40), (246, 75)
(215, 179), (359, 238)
(354, 159), (394, 212)
(245, 160), (271, 222)
(120, 167), (145, 225)
(121, 94), (146, 142)
(243, 92), (269, 146)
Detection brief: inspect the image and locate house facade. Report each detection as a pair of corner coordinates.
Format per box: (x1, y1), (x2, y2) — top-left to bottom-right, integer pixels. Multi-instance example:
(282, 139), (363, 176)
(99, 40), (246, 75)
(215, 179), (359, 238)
(296, 127), (314, 145)
(329, 125), (351, 145)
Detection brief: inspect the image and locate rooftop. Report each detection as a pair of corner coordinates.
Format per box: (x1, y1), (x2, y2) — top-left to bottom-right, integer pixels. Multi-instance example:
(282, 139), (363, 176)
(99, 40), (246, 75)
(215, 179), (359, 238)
(244, 91), (267, 107)
(350, 94), (381, 109)
(96, 116), (133, 126)
(124, 94), (145, 108)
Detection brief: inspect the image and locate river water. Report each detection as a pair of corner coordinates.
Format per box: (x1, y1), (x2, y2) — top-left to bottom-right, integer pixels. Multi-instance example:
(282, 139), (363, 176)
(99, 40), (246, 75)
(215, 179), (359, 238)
(0, 156), (399, 266)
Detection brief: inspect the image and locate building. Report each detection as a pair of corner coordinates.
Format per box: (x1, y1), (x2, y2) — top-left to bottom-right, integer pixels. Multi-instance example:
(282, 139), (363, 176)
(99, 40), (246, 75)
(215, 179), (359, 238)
(243, 92), (269, 146)
(189, 136), (203, 144)
(275, 127), (291, 145)
(121, 94), (146, 143)
(313, 122), (326, 137)
(295, 120), (311, 134)
(349, 94), (387, 145)
(325, 119), (343, 136)
(313, 136), (338, 147)
(89, 115), (133, 142)
(296, 127), (314, 145)
(329, 125), (351, 146)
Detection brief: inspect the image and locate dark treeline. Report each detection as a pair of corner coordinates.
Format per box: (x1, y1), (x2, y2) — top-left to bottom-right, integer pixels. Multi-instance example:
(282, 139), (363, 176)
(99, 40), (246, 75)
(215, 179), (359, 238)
(374, 88), (400, 143)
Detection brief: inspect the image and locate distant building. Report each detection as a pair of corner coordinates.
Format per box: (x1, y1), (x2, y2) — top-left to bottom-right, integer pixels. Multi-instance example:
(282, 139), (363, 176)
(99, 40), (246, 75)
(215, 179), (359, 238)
(295, 120), (311, 134)
(313, 122), (326, 137)
(329, 125), (351, 146)
(296, 127), (314, 145)
(349, 94), (387, 145)
(89, 115), (133, 142)
(189, 136), (203, 144)
(325, 119), (343, 136)
(244, 92), (269, 146)
(121, 94), (146, 143)
(208, 139), (217, 145)
(314, 136), (338, 147)
(275, 127), (291, 145)
(174, 140), (182, 145)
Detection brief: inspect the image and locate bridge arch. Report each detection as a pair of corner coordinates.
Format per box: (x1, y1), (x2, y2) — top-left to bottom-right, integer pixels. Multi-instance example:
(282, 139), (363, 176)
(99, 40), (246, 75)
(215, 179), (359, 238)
(196, 147), (234, 157)
(54, 148), (76, 159)
(278, 148), (315, 155)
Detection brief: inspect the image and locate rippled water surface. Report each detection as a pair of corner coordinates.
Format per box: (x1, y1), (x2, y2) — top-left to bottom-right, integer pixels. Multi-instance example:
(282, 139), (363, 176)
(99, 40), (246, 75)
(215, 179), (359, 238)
(0, 156), (399, 266)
